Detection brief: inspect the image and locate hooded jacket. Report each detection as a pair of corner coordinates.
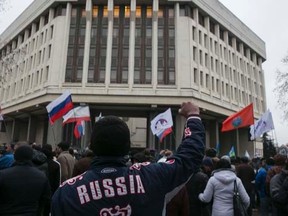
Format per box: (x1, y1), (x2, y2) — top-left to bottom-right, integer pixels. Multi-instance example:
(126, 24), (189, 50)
(199, 169), (250, 216)
(51, 117), (205, 216)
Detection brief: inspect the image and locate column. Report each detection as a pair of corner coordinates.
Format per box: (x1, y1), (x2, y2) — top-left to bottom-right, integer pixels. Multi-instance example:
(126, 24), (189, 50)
(152, 0), (158, 89)
(82, 0), (92, 87)
(104, 0), (114, 87)
(128, 0), (136, 89)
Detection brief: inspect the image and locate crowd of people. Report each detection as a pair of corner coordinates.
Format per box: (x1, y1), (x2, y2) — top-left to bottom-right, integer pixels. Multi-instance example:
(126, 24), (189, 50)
(0, 101), (287, 215)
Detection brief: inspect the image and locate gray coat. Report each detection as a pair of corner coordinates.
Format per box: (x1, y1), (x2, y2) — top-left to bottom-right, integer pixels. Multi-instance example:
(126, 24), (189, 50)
(199, 169), (250, 216)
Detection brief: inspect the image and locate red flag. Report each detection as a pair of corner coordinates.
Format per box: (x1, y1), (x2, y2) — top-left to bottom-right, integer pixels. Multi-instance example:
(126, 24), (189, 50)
(221, 103), (254, 132)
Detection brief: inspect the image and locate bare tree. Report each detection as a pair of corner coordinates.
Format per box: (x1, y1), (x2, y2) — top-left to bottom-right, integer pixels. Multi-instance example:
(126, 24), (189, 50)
(0, 0), (7, 13)
(274, 54), (288, 119)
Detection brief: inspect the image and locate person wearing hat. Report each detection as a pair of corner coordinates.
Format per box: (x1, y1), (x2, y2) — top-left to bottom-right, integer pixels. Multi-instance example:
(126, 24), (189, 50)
(52, 101), (205, 215)
(0, 144), (51, 215)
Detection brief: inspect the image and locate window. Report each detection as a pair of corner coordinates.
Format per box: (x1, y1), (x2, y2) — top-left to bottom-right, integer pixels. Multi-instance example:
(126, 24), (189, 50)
(65, 6), (86, 82)
(134, 6), (152, 84)
(158, 6), (175, 85)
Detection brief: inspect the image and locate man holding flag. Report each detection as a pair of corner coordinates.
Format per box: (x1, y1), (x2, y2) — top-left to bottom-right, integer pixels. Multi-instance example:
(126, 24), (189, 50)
(52, 101), (205, 215)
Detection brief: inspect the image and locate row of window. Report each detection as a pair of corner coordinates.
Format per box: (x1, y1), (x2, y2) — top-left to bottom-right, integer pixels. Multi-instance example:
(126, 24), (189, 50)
(65, 5), (175, 85)
(193, 47), (262, 84)
(193, 68), (263, 97)
(0, 66), (49, 102)
(180, 4), (262, 66)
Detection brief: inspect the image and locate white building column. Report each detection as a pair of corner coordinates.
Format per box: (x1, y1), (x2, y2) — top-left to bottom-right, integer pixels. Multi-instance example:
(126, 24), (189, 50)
(105, 0), (114, 88)
(152, 0), (158, 90)
(59, 3), (72, 87)
(128, 0), (136, 89)
(82, 0), (92, 87)
(175, 3), (180, 91)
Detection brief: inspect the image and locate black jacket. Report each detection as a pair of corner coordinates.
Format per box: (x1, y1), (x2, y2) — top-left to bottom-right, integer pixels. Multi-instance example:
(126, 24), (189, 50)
(52, 117), (205, 216)
(0, 161), (51, 216)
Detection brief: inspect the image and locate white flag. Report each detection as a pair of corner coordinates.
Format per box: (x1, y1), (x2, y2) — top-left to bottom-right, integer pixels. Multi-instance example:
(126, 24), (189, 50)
(250, 110), (274, 140)
(62, 106), (90, 124)
(150, 108), (173, 137)
(245, 150), (250, 159)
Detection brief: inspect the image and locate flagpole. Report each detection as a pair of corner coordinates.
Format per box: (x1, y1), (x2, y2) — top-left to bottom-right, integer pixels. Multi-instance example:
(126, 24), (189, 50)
(51, 125), (57, 146)
(2, 119), (12, 143)
(236, 128), (239, 156)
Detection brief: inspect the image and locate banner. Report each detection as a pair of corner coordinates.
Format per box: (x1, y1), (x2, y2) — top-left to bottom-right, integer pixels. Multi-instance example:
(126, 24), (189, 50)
(150, 108), (173, 142)
(222, 103), (254, 132)
(250, 109), (274, 140)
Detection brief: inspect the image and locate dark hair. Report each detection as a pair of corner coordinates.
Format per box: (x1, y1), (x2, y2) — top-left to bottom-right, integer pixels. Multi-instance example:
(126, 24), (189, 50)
(266, 157), (274, 166)
(274, 154), (287, 166)
(241, 156), (249, 163)
(205, 148), (217, 157)
(90, 116), (131, 156)
(216, 158), (231, 169)
(42, 144), (53, 159)
(57, 141), (70, 151)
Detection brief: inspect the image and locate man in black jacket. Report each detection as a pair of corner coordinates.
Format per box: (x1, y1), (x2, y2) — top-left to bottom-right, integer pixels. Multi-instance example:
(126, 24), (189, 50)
(0, 144), (51, 216)
(52, 101), (205, 215)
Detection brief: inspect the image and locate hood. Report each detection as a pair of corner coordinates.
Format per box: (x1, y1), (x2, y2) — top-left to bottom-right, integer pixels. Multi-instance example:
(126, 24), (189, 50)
(213, 169), (236, 184)
(32, 149), (47, 165)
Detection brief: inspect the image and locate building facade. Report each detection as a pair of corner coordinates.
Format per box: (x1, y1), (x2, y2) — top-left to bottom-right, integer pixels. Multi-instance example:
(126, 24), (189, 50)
(0, 0), (266, 156)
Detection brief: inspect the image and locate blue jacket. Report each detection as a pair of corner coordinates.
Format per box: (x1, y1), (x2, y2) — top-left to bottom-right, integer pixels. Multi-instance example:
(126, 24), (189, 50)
(51, 117), (205, 216)
(0, 153), (14, 170)
(255, 166), (271, 198)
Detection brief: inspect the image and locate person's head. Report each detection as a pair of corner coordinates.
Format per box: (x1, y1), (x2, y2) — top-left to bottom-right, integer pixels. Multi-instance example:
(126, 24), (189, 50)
(205, 148), (217, 158)
(57, 141), (70, 153)
(202, 157), (214, 174)
(266, 157), (274, 166)
(14, 141), (29, 150)
(221, 155), (231, 164)
(90, 116), (131, 157)
(42, 144), (53, 159)
(69, 147), (75, 156)
(14, 144), (33, 162)
(240, 156), (249, 164)
(216, 158), (231, 169)
(273, 154), (287, 166)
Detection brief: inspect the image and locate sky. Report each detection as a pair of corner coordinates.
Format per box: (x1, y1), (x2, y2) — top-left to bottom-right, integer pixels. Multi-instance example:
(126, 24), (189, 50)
(0, 0), (288, 145)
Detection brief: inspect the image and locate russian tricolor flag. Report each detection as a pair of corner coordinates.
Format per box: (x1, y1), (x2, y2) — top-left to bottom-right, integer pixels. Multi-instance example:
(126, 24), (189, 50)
(74, 120), (85, 139)
(46, 91), (73, 125)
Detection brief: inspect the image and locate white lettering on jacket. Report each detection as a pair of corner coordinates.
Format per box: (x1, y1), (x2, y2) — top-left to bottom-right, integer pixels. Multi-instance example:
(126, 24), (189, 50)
(77, 175), (145, 204)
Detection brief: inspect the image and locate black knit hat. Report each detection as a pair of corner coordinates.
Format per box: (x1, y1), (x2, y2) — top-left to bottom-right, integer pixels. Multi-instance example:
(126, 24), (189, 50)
(90, 116), (131, 156)
(14, 145), (33, 162)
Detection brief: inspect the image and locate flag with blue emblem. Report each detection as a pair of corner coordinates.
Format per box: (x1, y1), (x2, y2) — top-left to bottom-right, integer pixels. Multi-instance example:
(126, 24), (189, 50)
(221, 103), (254, 132)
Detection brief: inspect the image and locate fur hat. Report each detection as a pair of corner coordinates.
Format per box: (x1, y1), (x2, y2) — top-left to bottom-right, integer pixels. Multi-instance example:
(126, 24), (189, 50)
(90, 116), (131, 156)
(14, 145), (33, 162)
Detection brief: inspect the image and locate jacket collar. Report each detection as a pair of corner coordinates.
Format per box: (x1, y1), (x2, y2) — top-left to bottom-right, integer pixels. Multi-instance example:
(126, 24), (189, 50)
(90, 156), (129, 168)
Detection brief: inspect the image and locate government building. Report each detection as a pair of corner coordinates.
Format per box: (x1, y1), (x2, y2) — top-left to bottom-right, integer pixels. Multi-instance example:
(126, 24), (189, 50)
(0, 0), (266, 156)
